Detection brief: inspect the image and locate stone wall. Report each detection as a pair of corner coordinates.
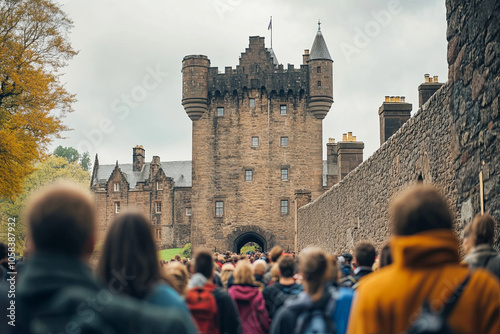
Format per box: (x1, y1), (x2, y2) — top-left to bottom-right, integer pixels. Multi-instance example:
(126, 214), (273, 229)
(297, 0), (499, 253)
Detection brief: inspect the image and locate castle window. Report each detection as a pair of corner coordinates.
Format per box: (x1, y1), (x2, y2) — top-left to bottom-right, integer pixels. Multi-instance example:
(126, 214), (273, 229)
(155, 201), (162, 214)
(281, 200), (289, 215)
(216, 107), (224, 117)
(280, 105), (287, 115)
(280, 137), (288, 147)
(114, 202), (120, 213)
(252, 137), (259, 147)
(215, 201), (224, 217)
(317, 66), (321, 73)
(249, 98), (255, 108)
(155, 228), (162, 241)
(281, 168), (289, 181)
(245, 170), (253, 182)
(156, 181), (163, 190)
(113, 183), (120, 192)
(186, 207), (192, 216)
(317, 81), (321, 87)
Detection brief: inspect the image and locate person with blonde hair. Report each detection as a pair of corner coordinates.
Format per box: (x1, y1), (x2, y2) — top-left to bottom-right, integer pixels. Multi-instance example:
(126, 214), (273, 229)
(163, 261), (190, 297)
(220, 262), (235, 289)
(228, 260), (270, 334)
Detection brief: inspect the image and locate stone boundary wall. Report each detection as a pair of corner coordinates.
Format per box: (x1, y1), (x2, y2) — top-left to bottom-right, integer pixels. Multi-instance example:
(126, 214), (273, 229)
(297, 0), (499, 253)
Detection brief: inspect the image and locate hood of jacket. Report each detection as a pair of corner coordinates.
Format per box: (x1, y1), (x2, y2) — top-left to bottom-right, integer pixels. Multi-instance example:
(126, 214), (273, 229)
(390, 229), (460, 269)
(229, 284), (260, 301)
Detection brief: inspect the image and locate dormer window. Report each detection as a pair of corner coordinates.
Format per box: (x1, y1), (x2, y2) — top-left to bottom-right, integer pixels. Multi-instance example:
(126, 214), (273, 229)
(156, 181), (163, 190)
(113, 183), (120, 192)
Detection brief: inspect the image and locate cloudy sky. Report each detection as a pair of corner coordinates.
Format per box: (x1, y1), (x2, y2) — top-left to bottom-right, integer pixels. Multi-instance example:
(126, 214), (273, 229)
(52, 0), (448, 166)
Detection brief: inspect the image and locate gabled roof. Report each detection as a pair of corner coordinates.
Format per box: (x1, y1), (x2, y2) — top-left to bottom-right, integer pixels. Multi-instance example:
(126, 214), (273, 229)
(93, 161), (192, 188)
(309, 29), (332, 61)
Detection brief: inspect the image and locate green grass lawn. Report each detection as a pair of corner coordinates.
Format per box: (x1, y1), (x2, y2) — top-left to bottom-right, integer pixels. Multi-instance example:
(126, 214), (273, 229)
(158, 248), (183, 261)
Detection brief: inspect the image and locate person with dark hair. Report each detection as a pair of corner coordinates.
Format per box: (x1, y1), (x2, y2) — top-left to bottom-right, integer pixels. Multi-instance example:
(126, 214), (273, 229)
(271, 248), (353, 334)
(352, 241), (376, 281)
(187, 249), (242, 334)
(379, 243), (392, 268)
(97, 210), (188, 310)
(264, 245), (283, 284)
(347, 185), (500, 334)
(464, 214), (500, 280)
(263, 255), (302, 319)
(17, 182), (197, 334)
(341, 253), (353, 277)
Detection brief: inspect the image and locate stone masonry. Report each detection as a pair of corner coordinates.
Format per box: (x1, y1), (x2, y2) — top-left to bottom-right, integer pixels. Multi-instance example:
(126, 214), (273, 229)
(297, 0), (500, 253)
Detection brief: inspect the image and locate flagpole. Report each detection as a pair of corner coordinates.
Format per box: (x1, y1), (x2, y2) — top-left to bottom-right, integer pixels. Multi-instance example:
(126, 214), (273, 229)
(270, 16), (273, 49)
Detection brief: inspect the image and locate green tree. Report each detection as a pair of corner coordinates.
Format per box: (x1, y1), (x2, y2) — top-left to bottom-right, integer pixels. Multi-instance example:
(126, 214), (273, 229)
(53, 145), (80, 163)
(80, 151), (91, 171)
(0, 156), (90, 254)
(0, 0), (77, 199)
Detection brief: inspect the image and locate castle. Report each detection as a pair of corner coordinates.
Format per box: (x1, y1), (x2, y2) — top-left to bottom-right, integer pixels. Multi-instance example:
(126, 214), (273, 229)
(91, 25), (369, 252)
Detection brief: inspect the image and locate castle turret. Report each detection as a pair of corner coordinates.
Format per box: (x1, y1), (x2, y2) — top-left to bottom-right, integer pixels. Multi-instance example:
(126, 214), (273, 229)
(182, 55), (210, 121)
(307, 22), (333, 119)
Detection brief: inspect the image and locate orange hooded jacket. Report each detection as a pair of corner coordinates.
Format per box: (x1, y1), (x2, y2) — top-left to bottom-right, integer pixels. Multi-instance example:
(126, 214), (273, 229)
(346, 229), (500, 334)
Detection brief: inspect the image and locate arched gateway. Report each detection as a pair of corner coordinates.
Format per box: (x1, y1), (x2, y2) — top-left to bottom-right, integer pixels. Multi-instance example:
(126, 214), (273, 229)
(234, 232), (267, 253)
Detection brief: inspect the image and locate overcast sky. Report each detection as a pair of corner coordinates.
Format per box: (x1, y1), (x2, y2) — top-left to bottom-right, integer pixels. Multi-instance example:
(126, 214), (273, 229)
(52, 0), (448, 166)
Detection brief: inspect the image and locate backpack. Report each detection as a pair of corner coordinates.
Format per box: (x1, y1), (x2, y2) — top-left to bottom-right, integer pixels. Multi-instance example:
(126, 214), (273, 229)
(294, 289), (338, 334)
(406, 274), (471, 334)
(272, 284), (303, 316)
(186, 284), (220, 334)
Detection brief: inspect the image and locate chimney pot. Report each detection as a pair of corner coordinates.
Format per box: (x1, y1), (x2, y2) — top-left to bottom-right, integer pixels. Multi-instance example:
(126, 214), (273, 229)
(395, 96), (401, 102)
(385, 96), (390, 102)
(424, 74), (430, 82)
(348, 132), (353, 141)
(433, 75), (438, 82)
(352, 136), (357, 141)
(342, 133), (347, 141)
(390, 96), (395, 102)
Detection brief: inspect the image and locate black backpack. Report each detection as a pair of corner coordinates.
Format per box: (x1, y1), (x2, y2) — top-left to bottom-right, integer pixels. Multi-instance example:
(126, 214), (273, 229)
(406, 274), (471, 334)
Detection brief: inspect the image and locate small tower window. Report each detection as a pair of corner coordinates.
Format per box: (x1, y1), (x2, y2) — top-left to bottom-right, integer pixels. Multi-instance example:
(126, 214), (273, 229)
(155, 228), (162, 241)
(113, 183), (120, 192)
(154, 201), (162, 214)
(280, 105), (287, 115)
(114, 202), (120, 213)
(216, 107), (224, 117)
(281, 200), (289, 215)
(186, 207), (192, 216)
(245, 170), (253, 182)
(317, 81), (322, 87)
(317, 66), (321, 73)
(252, 136), (259, 147)
(281, 168), (289, 181)
(249, 98), (255, 108)
(215, 201), (224, 217)
(280, 137), (289, 147)
(156, 181), (163, 190)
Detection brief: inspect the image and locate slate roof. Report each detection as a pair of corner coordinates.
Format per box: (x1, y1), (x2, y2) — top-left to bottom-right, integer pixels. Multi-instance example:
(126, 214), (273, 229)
(94, 161), (192, 188)
(309, 30), (332, 61)
(267, 48), (279, 65)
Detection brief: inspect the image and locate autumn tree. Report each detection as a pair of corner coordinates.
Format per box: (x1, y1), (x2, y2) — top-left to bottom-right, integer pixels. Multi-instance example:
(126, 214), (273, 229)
(0, 0), (77, 199)
(0, 155), (90, 253)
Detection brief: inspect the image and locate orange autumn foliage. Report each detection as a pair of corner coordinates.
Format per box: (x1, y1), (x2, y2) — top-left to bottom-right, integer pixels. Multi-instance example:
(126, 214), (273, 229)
(0, 0), (77, 199)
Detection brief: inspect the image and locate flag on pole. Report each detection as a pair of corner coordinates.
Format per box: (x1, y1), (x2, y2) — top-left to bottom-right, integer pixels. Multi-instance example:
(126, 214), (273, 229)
(268, 17), (272, 30)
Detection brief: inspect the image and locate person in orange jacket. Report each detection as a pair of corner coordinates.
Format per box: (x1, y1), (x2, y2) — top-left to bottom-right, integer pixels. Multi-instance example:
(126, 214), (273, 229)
(347, 185), (500, 334)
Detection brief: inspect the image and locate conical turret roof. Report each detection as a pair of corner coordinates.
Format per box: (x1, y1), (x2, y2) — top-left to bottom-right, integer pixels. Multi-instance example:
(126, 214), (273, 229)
(309, 26), (332, 61)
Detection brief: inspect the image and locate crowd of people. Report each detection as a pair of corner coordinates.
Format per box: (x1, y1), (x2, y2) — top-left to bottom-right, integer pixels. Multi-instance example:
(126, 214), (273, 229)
(0, 182), (499, 333)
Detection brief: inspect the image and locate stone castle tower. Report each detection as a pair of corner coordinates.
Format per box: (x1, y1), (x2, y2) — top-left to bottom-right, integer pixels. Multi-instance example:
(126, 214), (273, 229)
(182, 25), (333, 252)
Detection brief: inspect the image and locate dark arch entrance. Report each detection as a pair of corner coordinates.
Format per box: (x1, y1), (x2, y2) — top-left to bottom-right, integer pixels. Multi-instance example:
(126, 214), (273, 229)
(234, 232), (267, 254)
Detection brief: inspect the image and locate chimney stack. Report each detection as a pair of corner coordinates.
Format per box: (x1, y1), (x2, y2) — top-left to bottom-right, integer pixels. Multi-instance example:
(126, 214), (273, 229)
(133, 145), (145, 172)
(379, 96), (412, 145)
(302, 49), (310, 64)
(326, 138), (338, 187)
(418, 74), (443, 108)
(337, 133), (364, 181)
